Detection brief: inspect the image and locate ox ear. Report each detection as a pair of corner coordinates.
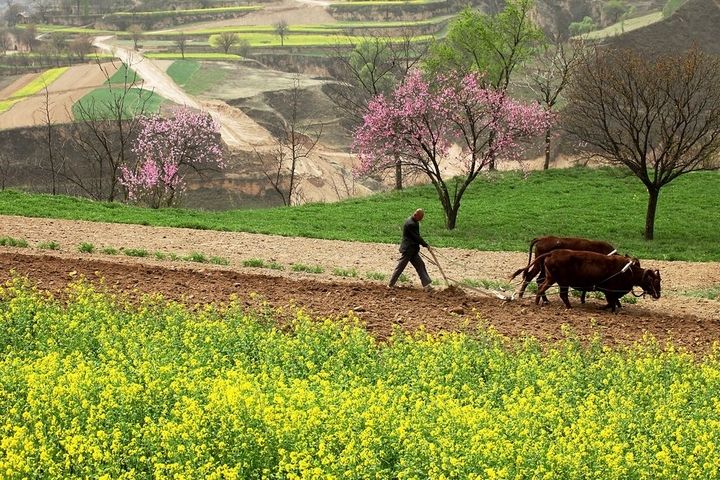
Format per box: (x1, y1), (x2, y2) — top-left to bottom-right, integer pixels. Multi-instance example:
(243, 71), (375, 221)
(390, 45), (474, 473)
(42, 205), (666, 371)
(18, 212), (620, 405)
(632, 258), (641, 268)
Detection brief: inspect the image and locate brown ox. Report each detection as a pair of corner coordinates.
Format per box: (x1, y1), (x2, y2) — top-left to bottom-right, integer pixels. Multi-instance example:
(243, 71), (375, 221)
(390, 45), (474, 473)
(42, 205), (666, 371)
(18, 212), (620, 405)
(513, 236), (617, 304)
(512, 249), (661, 312)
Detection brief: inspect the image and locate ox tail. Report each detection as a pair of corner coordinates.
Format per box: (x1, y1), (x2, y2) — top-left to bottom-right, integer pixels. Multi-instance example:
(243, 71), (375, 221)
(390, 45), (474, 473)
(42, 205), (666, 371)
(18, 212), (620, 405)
(510, 251), (554, 281)
(527, 237), (540, 267)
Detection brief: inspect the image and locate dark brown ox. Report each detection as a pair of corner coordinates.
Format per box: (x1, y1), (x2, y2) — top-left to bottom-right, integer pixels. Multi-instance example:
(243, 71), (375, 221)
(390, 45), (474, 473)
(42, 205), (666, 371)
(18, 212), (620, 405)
(512, 249), (661, 312)
(514, 236), (617, 303)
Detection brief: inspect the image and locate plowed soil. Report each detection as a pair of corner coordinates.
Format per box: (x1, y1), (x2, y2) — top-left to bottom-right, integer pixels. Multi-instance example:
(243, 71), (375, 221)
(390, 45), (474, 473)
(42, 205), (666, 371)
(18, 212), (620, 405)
(1, 215), (719, 354)
(0, 63), (118, 129)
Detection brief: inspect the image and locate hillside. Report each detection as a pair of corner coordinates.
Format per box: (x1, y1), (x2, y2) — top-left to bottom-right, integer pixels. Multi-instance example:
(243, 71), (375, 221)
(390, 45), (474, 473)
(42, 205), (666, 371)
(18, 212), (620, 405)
(602, 0), (720, 55)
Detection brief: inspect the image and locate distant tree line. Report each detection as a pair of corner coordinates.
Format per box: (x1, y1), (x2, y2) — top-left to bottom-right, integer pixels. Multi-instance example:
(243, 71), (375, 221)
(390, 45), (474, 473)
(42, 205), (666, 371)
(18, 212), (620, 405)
(0, 26), (95, 73)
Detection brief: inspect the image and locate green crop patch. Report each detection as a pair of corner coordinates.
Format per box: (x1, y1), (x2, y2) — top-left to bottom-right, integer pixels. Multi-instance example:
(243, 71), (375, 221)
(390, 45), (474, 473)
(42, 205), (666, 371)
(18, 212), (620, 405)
(166, 60), (200, 86)
(72, 87), (164, 120)
(145, 52), (242, 61)
(7, 67), (69, 100)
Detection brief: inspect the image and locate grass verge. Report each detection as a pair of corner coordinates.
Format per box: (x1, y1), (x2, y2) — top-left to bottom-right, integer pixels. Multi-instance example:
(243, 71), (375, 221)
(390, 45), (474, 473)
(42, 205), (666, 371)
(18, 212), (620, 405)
(1, 168), (718, 261)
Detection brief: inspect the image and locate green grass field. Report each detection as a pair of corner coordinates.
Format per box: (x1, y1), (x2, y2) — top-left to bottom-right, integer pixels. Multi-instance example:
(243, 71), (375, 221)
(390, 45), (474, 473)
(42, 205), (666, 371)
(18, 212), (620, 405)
(1, 168), (718, 261)
(164, 60), (228, 95)
(151, 16), (452, 36)
(166, 59), (201, 86)
(71, 87), (164, 120)
(107, 64), (141, 85)
(145, 52), (242, 61)
(579, 11), (664, 40)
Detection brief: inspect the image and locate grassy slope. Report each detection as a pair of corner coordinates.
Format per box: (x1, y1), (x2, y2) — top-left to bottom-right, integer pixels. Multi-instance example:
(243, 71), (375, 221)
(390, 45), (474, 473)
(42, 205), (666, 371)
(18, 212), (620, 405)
(165, 60), (228, 95)
(579, 11), (663, 40)
(1, 168), (718, 261)
(71, 88), (165, 120)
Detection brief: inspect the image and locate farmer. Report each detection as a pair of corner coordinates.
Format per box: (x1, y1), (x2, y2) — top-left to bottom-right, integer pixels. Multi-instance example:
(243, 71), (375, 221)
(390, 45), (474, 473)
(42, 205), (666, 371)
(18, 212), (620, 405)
(388, 208), (433, 291)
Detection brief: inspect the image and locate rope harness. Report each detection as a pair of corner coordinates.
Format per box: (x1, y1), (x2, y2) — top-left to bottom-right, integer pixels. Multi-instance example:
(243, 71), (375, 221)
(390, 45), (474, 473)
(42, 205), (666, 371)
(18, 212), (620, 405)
(420, 249), (653, 302)
(420, 249), (515, 301)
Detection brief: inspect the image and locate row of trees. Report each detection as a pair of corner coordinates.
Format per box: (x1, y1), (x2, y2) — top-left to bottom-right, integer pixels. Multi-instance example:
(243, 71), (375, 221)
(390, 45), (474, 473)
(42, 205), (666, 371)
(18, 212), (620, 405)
(3, 0), (134, 25)
(346, 0), (720, 240)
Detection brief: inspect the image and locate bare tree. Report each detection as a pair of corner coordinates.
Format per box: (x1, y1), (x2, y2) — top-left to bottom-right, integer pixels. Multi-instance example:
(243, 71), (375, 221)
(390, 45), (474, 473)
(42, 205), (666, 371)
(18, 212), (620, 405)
(174, 31), (188, 59)
(259, 78), (322, 206)
(4, 3), (22, 27)
(49, 31), (66, 56)
(522, 38), (584, 169)
(18, 24), (38, 52)
(211, 31), (240, 54)
(0, 29), (11, 55)
(31, 0), (54, 24)
(65, 60), (153, 201)
(275, 19), (288, 47)
(38, 84), (64, 194)
(128, 24), (142, 51)
(69, 35), (93, 61)
(564, 47), (720, 240)
(0, 151), (11, 190)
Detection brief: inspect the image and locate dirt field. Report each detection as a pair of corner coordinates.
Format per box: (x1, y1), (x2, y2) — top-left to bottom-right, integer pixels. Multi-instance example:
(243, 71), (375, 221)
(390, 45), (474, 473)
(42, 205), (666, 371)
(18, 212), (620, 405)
(153, 0), (337, 34)
(0, 63), (118, 129)
(1, 215), (719, 354)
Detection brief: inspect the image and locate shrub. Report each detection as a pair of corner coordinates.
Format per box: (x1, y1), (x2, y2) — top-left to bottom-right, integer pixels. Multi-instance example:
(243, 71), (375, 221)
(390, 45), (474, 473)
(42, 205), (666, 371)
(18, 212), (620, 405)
(124, 248), (149, 257)
(77, 242), (94, 253)
(332, 267), (358, 278)
(37, 241), (59, 250)
(0, 236), (28, 248)
(292, 263), (324, 274)
(184, 252), (207, 263)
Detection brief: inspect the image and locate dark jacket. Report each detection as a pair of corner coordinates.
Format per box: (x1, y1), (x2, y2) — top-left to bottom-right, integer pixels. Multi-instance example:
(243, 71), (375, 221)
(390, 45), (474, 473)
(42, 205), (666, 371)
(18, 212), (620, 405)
(399, 216), (428, 254)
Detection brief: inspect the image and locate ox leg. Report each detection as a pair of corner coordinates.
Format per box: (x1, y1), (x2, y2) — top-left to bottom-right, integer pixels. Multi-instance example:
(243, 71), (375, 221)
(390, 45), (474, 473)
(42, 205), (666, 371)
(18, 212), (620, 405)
(519, 263), (541, 299)
(580, 290), (587, 304)
(601, 294), (622, 312)
(604, 294), (620, 313)
(559, 286), (571, 309)
(535, 272), (555, 306)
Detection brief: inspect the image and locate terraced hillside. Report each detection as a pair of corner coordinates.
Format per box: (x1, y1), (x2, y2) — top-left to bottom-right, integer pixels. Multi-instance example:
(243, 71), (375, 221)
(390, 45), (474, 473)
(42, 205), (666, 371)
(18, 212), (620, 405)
(603, 0), (720, 55)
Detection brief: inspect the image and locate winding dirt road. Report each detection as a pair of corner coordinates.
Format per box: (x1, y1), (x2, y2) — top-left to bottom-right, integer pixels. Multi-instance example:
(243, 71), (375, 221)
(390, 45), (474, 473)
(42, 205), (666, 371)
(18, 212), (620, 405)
(92, 36), (275, 149)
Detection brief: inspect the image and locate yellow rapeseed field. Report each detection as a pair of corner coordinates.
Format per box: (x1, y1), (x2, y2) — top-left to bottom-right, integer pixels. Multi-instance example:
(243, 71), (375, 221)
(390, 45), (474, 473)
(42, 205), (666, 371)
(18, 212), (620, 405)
(0, 277), (719, 479)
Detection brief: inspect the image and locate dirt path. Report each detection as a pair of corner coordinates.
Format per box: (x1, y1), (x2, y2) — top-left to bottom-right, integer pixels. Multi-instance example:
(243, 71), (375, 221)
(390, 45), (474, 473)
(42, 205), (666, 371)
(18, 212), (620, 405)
(92, 37), (276, 149)
(1, 215), (719, 353)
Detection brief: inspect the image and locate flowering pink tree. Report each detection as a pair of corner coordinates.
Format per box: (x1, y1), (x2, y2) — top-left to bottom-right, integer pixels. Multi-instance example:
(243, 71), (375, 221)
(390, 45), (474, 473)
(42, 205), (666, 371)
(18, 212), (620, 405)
(353, 70), (552, 229)
(121, 107), (225, 208)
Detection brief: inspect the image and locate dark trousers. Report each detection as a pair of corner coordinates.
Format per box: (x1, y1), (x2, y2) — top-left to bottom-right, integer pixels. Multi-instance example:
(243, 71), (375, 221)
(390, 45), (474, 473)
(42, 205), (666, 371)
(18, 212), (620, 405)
(389, 251), (431, 287)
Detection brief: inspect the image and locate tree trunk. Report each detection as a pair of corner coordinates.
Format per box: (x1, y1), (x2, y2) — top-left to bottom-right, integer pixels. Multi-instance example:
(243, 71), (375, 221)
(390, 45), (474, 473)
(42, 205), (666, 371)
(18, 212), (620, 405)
(644, 188), (659, 240)
(543, 128), (551, 170)
(394, 154), (402, 190)
(445, 204), (460, 230)
(487, 131), (497, 171)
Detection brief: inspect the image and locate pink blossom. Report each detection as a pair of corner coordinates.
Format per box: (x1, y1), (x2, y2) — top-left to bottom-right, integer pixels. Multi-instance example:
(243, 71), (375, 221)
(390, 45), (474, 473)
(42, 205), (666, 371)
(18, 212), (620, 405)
(121, 107), (224, 208)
